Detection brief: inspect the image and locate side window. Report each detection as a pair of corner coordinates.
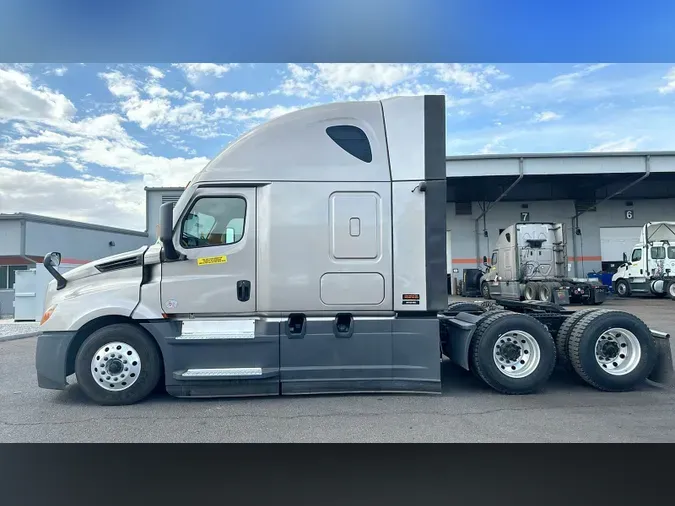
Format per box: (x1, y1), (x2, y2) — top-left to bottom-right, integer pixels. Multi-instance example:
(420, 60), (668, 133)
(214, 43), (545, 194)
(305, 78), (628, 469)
(651, 246), (666, 259)
(326, 125), (372, 163)
(180, 196), (247, 249)
(668, 246), (675, 259)
(631, 249), (642, 262)
(491, 251), (498, 265)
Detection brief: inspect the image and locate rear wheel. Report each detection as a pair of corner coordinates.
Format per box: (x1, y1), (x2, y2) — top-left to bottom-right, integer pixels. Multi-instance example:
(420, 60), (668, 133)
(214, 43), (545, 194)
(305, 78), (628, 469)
(554, 308), (602, 373)
(615, 279), (630, 297)
(523, 282), (539, 301)
(469, 311), (556, 394)
(74, 323), (162, 406)
(567, 310), (657, 392)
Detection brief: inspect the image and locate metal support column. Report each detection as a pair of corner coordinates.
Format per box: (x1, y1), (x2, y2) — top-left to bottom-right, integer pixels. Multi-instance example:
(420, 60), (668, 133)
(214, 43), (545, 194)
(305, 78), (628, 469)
(474, 158), (525, 265)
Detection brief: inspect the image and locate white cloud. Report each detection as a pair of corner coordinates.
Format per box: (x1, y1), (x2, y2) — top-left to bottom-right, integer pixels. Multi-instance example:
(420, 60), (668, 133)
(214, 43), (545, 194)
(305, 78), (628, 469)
(0, 166), (146, 230)
(589, 136), (647, 152)
(214, 90), (262, 101)
(188, 90), (211, 100)
(145, 66), (165, 79)
(432, 64), (507, 92)
(99, 70), (139, 98)
(0, 67), (76, 122)
(172, 63), (239, 83)
(145, 83), (183, 99)
(533, 111), (562, 122)
(45, 66), (68, 77)
(658, 67), (675, 94)
(232, 105), (303, 122)
(550, 63), (613, 88)
(276, 63), (426, 98)
(0, 150), (64, 168)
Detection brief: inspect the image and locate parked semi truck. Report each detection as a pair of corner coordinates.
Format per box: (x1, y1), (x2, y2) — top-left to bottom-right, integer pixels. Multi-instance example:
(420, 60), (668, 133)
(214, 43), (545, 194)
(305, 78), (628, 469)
(35, 95), (672, 406)
(612, 221), (675, 300)
(480, 222), (608, 305)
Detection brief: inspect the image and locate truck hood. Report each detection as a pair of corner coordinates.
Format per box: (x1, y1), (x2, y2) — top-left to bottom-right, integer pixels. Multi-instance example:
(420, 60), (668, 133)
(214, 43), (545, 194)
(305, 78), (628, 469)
(61, 246), (150, 283)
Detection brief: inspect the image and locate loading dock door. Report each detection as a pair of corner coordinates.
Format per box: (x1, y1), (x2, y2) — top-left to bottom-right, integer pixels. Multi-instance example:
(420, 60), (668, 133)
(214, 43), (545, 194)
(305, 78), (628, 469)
(600, 227), (642, 263)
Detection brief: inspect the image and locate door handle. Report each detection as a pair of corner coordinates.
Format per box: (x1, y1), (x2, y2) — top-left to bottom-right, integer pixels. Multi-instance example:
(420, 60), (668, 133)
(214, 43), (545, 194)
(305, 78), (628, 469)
(237, 280), (251, 302)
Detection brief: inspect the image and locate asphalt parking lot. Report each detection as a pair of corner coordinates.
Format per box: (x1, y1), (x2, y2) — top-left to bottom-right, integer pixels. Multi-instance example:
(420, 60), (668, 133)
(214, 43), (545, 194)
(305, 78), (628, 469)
(1, 296), (674, 443)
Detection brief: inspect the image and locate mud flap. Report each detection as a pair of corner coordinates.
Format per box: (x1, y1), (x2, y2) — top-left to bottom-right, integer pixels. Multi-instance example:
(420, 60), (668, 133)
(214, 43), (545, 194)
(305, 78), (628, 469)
(552, 287), (570, 305)
(648, 331), (674, 386)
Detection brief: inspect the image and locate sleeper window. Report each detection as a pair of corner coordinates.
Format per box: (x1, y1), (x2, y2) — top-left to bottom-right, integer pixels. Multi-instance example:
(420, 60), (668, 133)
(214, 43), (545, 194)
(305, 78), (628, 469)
(651, 246), (666, 260)
(326, 125), (372, 163)
(180, 196), (246, 249)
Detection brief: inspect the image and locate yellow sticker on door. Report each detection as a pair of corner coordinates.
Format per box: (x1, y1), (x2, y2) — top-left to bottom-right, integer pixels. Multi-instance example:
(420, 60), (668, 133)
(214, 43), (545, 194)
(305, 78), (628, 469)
(197, 255), (228, 266)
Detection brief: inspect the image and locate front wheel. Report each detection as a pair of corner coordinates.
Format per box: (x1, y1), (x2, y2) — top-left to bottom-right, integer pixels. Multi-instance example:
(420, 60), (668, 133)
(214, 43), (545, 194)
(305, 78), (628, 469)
(74, 323), (163, 406)
(469, 311), (557, 394)
(615, 279), (630, 297)
(481, 282), (491, 300)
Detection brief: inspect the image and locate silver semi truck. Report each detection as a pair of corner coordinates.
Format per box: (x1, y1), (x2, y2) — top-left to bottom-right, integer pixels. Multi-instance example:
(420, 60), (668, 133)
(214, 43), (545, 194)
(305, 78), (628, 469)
(480, 222), (608, 305)
(35, 95), (672, 406)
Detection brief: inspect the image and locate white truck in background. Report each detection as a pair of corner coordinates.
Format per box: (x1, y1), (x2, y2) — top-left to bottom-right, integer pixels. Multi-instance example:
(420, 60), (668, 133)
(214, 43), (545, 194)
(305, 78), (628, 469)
(612, 221), (675, 300)
(480, 222), (608, 305)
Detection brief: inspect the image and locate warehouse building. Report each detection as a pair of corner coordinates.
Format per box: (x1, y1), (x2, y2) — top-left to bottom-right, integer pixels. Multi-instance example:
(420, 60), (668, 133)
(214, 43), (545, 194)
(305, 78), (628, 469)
(145, 186), (184, 243)
(445, 151), (675, 285)
(0, 213), (150, 318)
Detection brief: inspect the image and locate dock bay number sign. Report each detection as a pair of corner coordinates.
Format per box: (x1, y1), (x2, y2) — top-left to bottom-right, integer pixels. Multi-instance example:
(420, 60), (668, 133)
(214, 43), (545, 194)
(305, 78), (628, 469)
(520, 212), (530, 222)
(625, 209), (634, 220)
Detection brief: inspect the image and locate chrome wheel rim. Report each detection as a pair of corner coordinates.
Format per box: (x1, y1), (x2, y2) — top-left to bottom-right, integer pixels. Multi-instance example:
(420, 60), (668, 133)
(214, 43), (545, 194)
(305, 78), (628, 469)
(482, 284), (489, 298)
(669, 283), (675, 298)
(90, 341), (141, 392)
(594, 328), (641, 376)
(617, 283), (627, 296)
(493, 330), (541, 378)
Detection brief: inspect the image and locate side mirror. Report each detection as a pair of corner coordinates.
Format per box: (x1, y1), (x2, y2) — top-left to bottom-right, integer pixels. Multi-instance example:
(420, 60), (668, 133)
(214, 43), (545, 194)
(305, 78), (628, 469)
(623, 252), (628, 263)
(159, 202), (179, 261)
(48, 252), (61, 267)
(225, 227), (235, 244)
(482, 255), (488, 264)
(43, 251), (67, 290)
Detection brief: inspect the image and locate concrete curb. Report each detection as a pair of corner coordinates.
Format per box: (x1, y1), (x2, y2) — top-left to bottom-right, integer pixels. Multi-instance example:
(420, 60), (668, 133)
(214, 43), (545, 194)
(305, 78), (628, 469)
(0, 331), (40, 343)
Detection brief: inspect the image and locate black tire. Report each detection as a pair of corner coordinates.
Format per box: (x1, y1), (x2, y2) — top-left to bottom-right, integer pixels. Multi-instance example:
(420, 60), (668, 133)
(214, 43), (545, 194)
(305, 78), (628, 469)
(447, 302), (485, 313)
(74, 323), (163, 406)
(615, 279), (630, 298)
(469, 311), (556, 394)
(523, 282), (539, 301)
(481, 282), (491, 300)
(668, 282), (675, 301)
(554, 308), (602, 373)
(538, 282), (553, 302)
(567, 310), (657, 392)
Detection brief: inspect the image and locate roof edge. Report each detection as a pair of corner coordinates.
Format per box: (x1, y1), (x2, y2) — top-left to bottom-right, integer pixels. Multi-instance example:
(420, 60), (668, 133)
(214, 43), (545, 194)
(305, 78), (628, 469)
(0, 213), (148, 237)
(446, 150), (675, 161)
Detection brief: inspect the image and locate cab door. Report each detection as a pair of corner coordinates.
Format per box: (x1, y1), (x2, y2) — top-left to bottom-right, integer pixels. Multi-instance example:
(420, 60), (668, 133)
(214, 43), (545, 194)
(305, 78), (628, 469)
(160, 187), (256, 315)
(627, 247), (645, 280)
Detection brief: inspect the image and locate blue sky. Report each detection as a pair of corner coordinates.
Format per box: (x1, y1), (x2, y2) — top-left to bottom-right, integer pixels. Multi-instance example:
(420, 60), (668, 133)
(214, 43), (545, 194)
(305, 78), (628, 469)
(1, 62), (675, 230)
